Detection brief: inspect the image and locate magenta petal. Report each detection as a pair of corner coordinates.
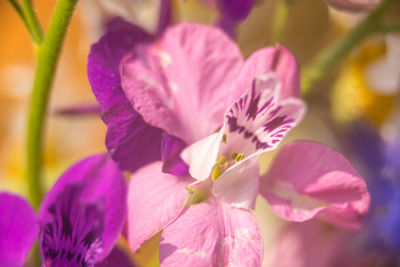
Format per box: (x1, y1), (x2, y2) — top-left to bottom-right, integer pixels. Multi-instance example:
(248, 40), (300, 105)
(95, 245), (136, 267)
(227, 46), (301, 105)
(159, 197), (263, 266)
(39, 154), (127, 265)
(88, 18), (163, 172)
(121, 23), (243, 144)
(0, 193), (38, 267)
(260, 141), (370, 229)
(161, 133), (189, 177)
(127, 161), (193, 252)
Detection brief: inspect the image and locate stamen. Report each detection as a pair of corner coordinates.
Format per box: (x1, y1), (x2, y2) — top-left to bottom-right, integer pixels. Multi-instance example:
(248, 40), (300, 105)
(231, 152), (238, 159)
(217, 155), (227, 165)
(186, 186), (194, 195)
(211, 165), (221, 181)
(222, 134), (227, 144)
(235, 153), (244, 162)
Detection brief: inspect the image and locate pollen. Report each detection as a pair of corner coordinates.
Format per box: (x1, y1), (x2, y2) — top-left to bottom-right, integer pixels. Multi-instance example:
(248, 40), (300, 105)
(186, 186), (194, 195)
(217, 155), (227, 165)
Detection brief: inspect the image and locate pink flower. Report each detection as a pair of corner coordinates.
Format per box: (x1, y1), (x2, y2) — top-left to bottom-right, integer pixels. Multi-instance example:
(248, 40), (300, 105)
(121, 23), (370, 266)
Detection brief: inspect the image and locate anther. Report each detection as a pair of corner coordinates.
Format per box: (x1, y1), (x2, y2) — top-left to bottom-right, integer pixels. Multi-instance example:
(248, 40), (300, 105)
(235, 153), (244, 162)
(211, 165), (221, 181)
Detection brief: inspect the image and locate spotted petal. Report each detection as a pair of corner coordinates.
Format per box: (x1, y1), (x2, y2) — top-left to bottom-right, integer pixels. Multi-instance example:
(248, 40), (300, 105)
(324, 0), (378, 11)
(0, 193), (38, 267)
(39, 154), (127, 266)
(159, 197), (263, 266)
(259, 141), (370, 229)
(182, 73), (306, 181)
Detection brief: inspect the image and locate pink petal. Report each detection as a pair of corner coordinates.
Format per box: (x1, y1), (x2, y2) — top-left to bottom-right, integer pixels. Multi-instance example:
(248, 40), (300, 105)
(159, 197), (263, 266)
(223, 73), (306, 157)
(182, 73), (305, 183)
(259, 141), (370, 229)
(127, 161), (194, 252)
(227, 45), (301, 106)
(272, 221), (346, 267)
(121, 23), (243, 144)
(212, 156), (260, 209)
(181, 132), (224, 181)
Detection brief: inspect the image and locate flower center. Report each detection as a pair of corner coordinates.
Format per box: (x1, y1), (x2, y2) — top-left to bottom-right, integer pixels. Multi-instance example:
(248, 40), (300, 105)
(211, 152), (244, 181)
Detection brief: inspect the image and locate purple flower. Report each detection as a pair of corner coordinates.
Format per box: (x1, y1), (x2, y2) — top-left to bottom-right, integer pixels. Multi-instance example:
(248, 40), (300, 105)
(0, 154), (129, 266)
(215, 0), (257, 37)
(88, 18), (188, 176)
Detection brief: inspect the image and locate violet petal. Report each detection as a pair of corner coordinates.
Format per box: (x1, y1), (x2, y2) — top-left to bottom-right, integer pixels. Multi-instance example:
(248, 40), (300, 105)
(161, 132), (189, 177)
(39, 154), (127, 265)
(95, 245), (136, 267)
(218, 0), (256, 21)
(0, 193), (38, 267)
(156, 0), (172, 36)
(88, 17), (163, 173)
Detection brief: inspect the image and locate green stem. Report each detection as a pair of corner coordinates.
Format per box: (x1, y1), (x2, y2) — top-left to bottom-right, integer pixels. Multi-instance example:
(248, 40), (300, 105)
(301, 0), (398, 95)
(27, 0), (79, 210)
(269, 0), (291, 44)
(377, 20), (400, 33)
(21, 0), (44, 46)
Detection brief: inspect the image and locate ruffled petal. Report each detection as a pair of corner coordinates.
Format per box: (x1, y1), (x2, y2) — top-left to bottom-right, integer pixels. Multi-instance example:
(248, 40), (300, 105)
(259, 141), (370, 229)
(39, 154), (127, 265)
(121, 23), (243, 144)
(0, 193), (38, 267)
(227, 45), (301, 105)
(159, 197), (263, 266)
(127, 161), (193, 252)
(88, 17), (162, 172)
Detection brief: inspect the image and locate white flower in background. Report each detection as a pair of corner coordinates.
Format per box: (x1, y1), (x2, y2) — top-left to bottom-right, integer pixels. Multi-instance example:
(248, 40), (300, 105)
(80, 0), (161, 39)
(366, 34), (400, 95)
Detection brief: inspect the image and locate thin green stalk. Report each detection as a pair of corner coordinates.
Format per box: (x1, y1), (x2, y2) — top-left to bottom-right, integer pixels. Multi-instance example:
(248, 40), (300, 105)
(27, 0), (79, 210)
(301, 0), (398, 95)
(7, 0), (26, 23)
(377, 20), (400, 33)
(269, 0), (291, 44)
(21, 0), (44, 46)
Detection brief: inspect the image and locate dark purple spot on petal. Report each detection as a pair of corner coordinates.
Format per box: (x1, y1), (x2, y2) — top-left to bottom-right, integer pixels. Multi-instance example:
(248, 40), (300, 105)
(244, 130), (253, 138)
(264, 116), (291, 132)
